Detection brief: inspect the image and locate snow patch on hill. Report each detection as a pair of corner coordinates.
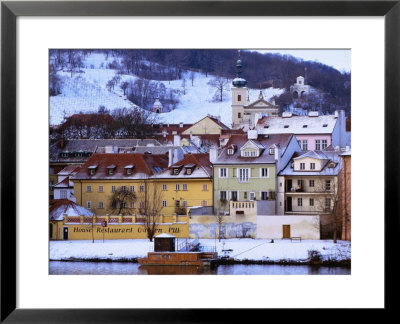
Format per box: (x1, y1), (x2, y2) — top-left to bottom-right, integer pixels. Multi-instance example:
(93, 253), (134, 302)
(50, 53), (285, 127)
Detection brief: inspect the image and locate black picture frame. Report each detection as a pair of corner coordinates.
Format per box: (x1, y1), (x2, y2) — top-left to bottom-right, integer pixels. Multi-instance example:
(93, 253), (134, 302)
(1, 0), (398, 322)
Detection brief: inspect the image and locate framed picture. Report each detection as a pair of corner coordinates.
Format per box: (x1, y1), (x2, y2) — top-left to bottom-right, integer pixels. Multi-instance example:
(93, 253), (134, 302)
(1, 0), (397, 321)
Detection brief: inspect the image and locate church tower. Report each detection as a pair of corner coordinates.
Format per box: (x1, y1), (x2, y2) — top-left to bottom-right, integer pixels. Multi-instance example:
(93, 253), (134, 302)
(231, 50), (248, 129)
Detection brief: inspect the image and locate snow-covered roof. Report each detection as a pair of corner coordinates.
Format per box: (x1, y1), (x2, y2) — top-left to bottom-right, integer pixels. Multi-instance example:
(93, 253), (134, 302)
(256, 114), (338, 135)
(155, 233), (176, 238)
(49, 199), (93, 221)
(279, 150), (342, 176)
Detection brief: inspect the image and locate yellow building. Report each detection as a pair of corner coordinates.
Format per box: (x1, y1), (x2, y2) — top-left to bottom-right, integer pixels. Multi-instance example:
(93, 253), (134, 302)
(181, 115), (230, 135)
(152, 153), (213, 216)
(67, 152), (190, 239)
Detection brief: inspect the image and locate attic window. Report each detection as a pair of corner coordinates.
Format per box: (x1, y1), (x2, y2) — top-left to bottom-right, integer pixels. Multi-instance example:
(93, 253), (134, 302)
(172, 165), (183, 175)
(328, 162), (337, 168)
(125, 165), (134, 175)
(184, 164), (196, 175)
(284, 125), (289, 128)
(107, 165), (116, 175)
(227, 149), (234, 155)
(269, 147), (275, 155)
(153, 166), (162, 173)
(88, 165), (98, 175)
(323, 124), (328, 127)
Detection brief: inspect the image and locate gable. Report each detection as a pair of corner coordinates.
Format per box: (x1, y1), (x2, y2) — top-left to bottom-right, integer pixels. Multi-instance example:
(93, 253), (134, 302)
(182, 116), (223, 135)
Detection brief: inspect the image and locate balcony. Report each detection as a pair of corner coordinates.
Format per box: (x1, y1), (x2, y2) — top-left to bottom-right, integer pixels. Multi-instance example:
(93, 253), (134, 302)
(230, 200), (257, 216)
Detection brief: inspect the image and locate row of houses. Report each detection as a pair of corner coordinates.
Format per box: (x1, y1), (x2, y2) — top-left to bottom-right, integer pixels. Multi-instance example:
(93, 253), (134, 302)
(49, 113), (351, 241)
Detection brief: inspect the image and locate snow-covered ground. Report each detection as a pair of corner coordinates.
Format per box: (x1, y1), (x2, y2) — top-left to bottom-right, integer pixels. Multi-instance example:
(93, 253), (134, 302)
(50, 52), (285, 127)
(50, 238), (351, 263)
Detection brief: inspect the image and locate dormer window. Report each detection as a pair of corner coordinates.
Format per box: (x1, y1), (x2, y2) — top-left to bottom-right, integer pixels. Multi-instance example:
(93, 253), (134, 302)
(171, 165), (183, 175)
(269, 147), (275, 155)
(124, 164), (134, 175)
(184, 164), (195, 175)
(107, 165), (116, 175)
(88, 165), (98, 175)
(228, 149), (234, 155)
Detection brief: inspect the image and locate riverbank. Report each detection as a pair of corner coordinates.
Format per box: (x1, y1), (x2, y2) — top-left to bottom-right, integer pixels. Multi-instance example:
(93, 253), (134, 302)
(50, 238), (351, 265)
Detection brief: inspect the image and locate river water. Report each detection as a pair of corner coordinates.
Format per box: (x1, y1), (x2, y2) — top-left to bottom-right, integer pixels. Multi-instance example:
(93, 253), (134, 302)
(50, 261), (350, 275)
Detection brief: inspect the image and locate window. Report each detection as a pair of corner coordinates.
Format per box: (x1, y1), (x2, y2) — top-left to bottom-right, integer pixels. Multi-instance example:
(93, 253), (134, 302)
(139, 185), (144, 192)
(86, 185), (92, 192)
(309, 180), (315, 187)
(130, 202), (135, 209)
(108, 169), (114, 175)
(183, 184), (188, 191)
(261, 192), (268, 200)
(300, 163), (305, 170)
(99, 186), (104, 193)
(260, 168), (269, 178)
(228, 149), (234, 155)
(238, 168), (250, 182)
(120, 202), (126, 209)
(315, 140), (321, 150)
(249, 192), (255, 201)
(111, 186), (116, 192)
(325, 198), (331, 208)
(121, 186), (126, 192)
(60, 190), (67, 199)
(238, 95), (242, 101)
(173, 168), (180, 175)
(162, 200), (167, 207)
(297, 198), (302, 206)
(244, 151), (249, 157)
(175, 184), (180, 191)
(162, 184), (167, 191)
(220, 191), (227, 201)
(130, 185), (135, 192)
(302, 140), (308, 151)
(87, 201), (92, 209)
(251, 151), (256, 157)
(99, 202), (104, 209)
(203, 184), (208, 191)
(90, 169), (95, 175)
(201, 200), (208, 207)
(309, 198), (314, 207)
(126, 168), (132, 175)
(244, 192), (248, 199)
(297, 179), (303, 187)
(238, 113), (241, 119)
(310, 162), (315, 170)
(219, 168), (227, 178)
(183, 201), (187, 207)
(269, 147), (275, 155)
(322, 140), (328, 149)
(186, 168), (192, 175)
(284, 125), (289, 128)
(325, 180), (331, 191)
(175, 200), (180, 207)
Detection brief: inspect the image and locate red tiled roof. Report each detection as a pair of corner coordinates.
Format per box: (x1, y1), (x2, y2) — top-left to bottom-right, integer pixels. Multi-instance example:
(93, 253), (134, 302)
(71, 153), (169, 180)
(160, 153), (212, 177)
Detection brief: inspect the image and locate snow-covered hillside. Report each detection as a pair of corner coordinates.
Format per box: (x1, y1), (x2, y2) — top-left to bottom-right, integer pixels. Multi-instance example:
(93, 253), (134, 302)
(50, 53), (285, 127)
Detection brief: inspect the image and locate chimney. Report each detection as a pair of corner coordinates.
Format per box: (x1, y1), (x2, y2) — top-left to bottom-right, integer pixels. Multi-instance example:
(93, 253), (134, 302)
(168, 149), (173, 167)
(173, 135), (181, 147)
(209, 147), (217, 163)
(173, 148), (184, 164)
(179, 122), (183, 128)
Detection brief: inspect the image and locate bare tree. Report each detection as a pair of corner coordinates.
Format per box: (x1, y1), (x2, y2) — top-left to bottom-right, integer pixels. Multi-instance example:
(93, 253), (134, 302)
(110, 187), (137, 216)
(120, 81), (129, 96)
(215, 198), (228, 242)
(181, 77), (187, 95)
(189, 71), (195, 86)
(208, 76), (229, 102)
(139, 181), (164, 242)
